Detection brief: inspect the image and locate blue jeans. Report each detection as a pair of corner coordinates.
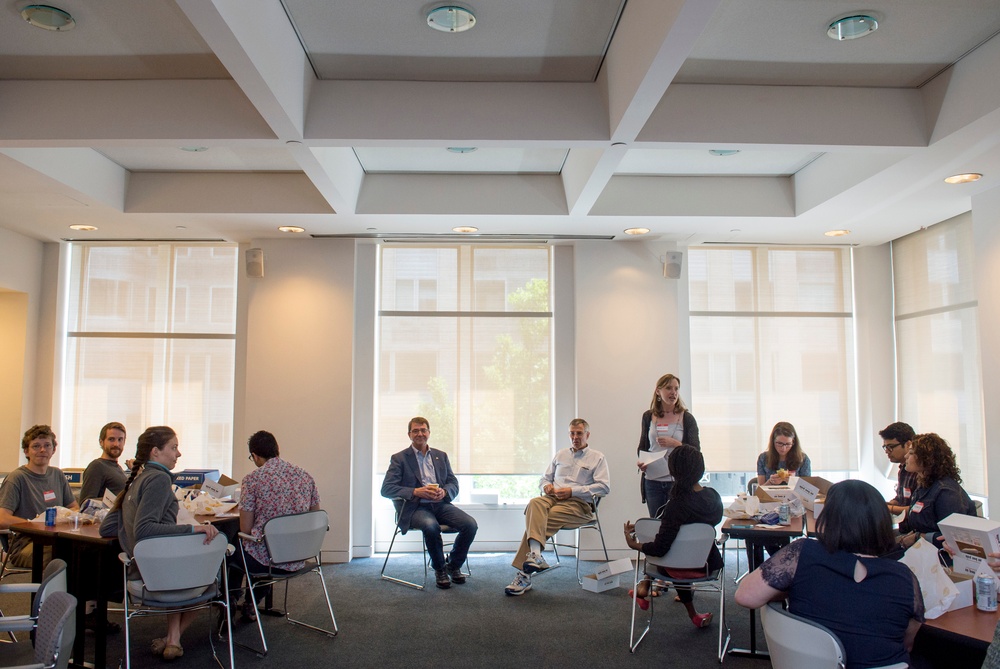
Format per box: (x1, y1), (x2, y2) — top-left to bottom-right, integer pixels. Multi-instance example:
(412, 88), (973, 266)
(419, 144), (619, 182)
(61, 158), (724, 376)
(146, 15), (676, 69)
(408, 502), (478, 571)
(644, 479), (673, 518)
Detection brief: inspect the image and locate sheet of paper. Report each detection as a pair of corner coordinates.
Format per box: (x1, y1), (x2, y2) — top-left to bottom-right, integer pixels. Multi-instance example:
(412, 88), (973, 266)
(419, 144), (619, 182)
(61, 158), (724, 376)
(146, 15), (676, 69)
(637, 450), (670, 479)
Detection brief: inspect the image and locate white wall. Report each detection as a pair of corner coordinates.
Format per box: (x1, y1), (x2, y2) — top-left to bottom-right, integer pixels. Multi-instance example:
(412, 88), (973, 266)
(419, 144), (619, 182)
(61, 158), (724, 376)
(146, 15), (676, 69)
(973, 185), (1000, 507)
(238, 238), (356, 561)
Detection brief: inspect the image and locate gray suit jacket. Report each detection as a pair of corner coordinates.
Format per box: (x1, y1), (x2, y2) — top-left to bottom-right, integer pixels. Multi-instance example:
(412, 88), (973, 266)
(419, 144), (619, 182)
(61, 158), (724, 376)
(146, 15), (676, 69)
(380, 446), (460, 533)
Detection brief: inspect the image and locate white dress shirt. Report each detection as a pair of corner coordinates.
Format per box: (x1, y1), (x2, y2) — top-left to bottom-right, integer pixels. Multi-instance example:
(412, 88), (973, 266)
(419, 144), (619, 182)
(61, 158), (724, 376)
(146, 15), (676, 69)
(540, 446), (611, 503)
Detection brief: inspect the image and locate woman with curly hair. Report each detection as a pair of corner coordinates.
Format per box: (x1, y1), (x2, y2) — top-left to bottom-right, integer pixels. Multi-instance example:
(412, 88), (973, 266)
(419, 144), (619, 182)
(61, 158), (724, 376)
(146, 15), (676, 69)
(636, 374), (700, 517)
(898, 432), (976, 548)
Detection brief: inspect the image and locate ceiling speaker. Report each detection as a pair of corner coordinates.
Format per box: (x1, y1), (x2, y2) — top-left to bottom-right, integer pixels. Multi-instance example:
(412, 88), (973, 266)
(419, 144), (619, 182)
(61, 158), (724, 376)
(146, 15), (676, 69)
(246, 248), (264, 279)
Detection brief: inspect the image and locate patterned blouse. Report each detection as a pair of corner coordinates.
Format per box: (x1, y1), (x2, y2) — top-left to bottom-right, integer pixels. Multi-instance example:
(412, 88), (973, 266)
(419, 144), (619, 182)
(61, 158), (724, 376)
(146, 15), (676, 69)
(239, 457), (320, 570)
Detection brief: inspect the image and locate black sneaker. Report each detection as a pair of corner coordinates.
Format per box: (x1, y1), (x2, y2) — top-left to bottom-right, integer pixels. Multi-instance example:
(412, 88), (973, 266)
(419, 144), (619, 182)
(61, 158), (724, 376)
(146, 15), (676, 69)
(434, 569), (451, 589)
(447, 565), (466, 584)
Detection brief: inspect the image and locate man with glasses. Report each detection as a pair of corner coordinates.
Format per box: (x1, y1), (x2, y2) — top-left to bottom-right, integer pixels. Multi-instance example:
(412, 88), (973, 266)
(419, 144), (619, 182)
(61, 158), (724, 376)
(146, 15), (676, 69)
(879, 421), (917, 515)
(0, 425), (79, 568)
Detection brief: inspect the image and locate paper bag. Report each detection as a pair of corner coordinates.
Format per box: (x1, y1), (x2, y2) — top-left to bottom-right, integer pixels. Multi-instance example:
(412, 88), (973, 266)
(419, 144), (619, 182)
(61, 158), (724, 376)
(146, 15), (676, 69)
(899, 537), (958, 619)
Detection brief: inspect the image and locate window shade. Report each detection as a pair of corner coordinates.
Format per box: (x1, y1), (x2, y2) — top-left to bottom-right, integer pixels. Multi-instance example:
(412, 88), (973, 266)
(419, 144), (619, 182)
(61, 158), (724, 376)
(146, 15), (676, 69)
(61, 244), (237, 474)
(688, 247), (857, 473)
(376, 245), (552, 474)
(891, 214), (985, 495)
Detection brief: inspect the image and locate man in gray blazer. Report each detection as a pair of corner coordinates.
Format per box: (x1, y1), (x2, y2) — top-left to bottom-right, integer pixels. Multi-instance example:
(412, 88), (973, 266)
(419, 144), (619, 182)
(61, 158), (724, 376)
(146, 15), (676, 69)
(380, 416), (478, 589)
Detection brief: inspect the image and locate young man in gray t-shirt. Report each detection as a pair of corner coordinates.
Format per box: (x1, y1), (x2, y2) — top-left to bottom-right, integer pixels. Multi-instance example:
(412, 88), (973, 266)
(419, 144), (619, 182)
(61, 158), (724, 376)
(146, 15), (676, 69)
(0, 425), (78, 568)
(79, 422), (128, 503)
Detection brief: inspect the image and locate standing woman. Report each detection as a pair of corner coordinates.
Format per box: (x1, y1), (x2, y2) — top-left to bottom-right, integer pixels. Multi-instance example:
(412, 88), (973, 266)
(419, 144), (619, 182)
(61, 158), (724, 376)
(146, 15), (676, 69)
(898, 432), (976, 548)
(756, 421), (811, 487)
(637, 374), (700, 517)
(100, 426), (219, 661)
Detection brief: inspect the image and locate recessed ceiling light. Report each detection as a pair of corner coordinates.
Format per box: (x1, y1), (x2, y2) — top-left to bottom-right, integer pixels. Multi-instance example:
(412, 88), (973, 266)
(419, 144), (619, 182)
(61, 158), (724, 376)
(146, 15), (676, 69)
(708, 149), (740, 157)
(624, 228), (650, 235)
(427, 6), (476, 33)
(824, 229), (851, 237)
(69, 224), (97, 231)
(21, 4), (75, 31)
(446, 147), (477, 154)
(452, 226), (478, 233)
(827, 15), (878, 41)
(278, 226), (305, 233)
(944, 173), (982, 184)
(180, 146), (208, 152)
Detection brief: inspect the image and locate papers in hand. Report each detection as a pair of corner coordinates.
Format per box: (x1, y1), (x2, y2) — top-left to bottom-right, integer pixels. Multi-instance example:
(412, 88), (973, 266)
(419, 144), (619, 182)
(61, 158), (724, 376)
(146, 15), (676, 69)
(637, 451), (670, 479)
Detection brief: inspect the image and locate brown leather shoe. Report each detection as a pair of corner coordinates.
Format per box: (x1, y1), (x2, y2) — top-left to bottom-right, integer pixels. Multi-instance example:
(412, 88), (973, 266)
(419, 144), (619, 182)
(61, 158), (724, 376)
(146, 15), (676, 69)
(447, 565), (466, 584)
(434, 569), (451, 589)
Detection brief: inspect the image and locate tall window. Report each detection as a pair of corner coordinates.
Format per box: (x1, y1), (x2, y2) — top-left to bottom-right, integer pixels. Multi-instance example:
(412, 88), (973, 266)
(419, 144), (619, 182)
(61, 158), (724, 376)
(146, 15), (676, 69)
(376, 245), (552, 481)
(61, 243), (237, 473)
(892, 214), (985, 495)
(688, 246), (856, 473)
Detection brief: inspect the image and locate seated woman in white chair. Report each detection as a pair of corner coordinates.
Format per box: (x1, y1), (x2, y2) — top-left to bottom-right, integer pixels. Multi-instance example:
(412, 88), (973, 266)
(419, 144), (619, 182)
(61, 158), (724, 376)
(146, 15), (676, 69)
(735, 479), (924, 669)
(623, 444), (722, 628)
(100, 426), (219, 661)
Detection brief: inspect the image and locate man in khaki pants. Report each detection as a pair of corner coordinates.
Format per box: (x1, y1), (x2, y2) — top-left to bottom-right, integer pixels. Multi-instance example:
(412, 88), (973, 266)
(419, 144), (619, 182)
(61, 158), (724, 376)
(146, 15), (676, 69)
(504, 418), (611, 596)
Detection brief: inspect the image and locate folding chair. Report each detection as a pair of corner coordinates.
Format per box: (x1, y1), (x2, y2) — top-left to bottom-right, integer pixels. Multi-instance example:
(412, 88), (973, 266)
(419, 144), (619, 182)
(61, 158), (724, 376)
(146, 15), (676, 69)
(0, 559), (68, 643)
(0, 530), (32, 582)
(120, 533), (233, 669)
(235, 509), (337, 656)
(380, 501), (470, 590)
(760, 602), (907, 669)
(548, 494), (609, 584)
(0, 590), (77, 669)
(628, 519), (731, 662)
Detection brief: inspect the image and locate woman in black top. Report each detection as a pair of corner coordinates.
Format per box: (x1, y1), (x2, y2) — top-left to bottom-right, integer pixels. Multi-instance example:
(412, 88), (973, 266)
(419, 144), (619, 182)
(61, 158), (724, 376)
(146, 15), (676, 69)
(636, 373), (700, 517)
(625, 445), (721, 628)
(898, 432), (976, 548)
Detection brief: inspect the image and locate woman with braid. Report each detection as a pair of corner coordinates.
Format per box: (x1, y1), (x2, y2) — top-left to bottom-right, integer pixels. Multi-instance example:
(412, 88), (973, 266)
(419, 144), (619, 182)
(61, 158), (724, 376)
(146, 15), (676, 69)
(100, 426), (219, 661)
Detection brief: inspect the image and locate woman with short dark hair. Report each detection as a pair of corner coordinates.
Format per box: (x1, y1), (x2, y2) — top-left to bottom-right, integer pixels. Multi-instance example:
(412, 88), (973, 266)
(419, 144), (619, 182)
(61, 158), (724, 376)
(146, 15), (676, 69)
(735, 480), (924, 669)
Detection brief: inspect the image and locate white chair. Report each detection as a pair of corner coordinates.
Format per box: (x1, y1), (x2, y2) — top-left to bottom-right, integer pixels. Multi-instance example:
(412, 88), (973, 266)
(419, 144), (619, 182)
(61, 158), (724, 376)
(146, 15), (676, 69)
(628, 519), (731, 662)
(380, 501), (471, 590)
(236, 509), (337, 656)
(760, 602), (907, 669)
(120, 533), (234, 669)
(0, 558), (68, 643)
(0, 590), (77, 669)
(547, 494), (609, 584)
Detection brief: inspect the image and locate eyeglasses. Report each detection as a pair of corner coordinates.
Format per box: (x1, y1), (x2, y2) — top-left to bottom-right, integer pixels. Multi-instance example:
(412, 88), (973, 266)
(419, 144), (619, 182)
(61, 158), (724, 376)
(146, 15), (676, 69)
(774, 440), (794, 448)
(248, 453), (254, 461)
(28, 443), (54, 452)
(882, 442), (901, 452)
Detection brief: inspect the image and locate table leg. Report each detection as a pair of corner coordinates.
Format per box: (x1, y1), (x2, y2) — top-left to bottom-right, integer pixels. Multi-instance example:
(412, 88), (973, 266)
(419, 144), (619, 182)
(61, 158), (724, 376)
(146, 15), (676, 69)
(727, 536), (770, 660)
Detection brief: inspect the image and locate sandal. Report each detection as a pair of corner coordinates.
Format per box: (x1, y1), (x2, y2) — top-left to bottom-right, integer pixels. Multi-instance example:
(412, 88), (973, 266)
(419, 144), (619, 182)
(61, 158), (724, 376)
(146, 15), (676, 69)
(627, 589), (650, 611)
(162, 643), (184, 661)
(150, 638), (167, 656)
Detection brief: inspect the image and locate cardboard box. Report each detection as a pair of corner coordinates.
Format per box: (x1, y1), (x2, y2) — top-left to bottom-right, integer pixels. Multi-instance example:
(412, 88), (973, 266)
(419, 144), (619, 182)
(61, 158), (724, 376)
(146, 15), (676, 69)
(594, 557), (634, 580)
(202, 474), (239, 499)
(582, 573), (620, 592)
(947, 571), (974, 611)
(174, 469), (220, 487)
(793, 477), (832, 510)
(939, 513), (1000, 577)
(756, 485), (798, 503)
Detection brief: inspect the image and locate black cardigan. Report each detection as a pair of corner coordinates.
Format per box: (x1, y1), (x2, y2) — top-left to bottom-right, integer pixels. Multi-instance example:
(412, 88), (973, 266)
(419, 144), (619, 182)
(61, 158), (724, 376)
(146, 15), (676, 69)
(637, 409), (700, 503)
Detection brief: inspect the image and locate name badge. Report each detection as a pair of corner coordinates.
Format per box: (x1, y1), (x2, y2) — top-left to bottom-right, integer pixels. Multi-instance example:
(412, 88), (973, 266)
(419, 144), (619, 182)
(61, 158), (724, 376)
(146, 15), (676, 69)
(911, 501), (924, 513)
(43, 490), (56, 502)
(902, 487), (912, 499)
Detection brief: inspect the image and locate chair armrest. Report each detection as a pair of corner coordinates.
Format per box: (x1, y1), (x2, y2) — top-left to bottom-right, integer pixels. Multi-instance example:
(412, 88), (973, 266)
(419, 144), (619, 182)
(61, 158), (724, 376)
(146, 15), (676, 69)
(0, 583), (41, 595)
(226, 543), (235, 556)
(238, 532), (262, 543)
(118, 551), (132, 566)
(0, 615), (35, 633)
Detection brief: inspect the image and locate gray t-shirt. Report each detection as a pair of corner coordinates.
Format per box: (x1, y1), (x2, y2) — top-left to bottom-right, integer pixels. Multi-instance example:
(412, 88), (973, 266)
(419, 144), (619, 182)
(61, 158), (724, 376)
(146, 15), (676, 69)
(79, 458), (127, 502)
(0, 465), (75, 562)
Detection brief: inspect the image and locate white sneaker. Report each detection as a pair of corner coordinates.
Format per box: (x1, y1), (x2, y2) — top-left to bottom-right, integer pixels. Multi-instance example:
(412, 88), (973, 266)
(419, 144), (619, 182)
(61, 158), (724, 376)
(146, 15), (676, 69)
(522, 550), (550, 574)
(504, 571), (532, 596)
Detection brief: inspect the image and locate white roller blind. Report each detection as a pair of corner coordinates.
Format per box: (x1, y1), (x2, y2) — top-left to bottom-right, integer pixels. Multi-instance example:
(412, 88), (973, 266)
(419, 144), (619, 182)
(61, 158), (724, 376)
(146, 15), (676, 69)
(376, 245), (552, 474)
(60, 244), (237, 474)
(891, 213), (985, 495)
(688, 246), (856, 473)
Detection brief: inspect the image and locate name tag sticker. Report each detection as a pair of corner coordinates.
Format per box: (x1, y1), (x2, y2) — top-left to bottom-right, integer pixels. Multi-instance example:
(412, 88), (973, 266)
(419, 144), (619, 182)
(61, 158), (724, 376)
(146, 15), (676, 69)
(43, 490), (56, 502)
(903, 487), (912, 499)
(911, 502), (924, 513)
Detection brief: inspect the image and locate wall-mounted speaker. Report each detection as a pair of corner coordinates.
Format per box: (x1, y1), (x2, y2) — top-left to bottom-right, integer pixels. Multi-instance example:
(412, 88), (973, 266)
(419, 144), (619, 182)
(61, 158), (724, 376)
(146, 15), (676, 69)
(246, 248), (264, 279)
(663, 251), (683, 279)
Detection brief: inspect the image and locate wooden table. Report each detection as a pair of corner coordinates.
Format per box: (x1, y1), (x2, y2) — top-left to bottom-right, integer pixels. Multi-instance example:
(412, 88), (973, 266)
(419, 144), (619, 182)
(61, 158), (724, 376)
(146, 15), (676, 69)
(924, 604), (999, 645)
(722, 515), (805, 659)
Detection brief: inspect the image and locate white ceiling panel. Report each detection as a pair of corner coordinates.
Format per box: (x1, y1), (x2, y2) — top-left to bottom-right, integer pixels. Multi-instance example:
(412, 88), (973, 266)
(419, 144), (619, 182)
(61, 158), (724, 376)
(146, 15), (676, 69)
(354, 147), (567, 174)
(617, 149), (822, 176)
(98, 147), (301, 172)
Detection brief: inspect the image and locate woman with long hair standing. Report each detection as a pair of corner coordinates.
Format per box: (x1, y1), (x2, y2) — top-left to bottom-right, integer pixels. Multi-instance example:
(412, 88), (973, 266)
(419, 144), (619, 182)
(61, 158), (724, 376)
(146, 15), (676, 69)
(637, 374), (700, 517)
(100, 426), (219, 661)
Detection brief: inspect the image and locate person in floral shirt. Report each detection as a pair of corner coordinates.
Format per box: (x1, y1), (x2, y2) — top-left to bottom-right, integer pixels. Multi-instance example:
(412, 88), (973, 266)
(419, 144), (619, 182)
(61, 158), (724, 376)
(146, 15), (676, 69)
(237, 430), (320, 620)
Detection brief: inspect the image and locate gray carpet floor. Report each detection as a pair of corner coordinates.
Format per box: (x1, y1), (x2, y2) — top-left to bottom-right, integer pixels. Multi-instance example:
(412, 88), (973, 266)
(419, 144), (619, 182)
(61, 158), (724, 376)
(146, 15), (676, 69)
(0, 548), (772, 669)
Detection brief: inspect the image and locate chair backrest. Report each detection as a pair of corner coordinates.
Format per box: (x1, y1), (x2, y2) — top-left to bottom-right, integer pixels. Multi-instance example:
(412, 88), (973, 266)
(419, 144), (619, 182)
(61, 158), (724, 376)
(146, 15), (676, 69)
(132, 533), (228, 592)
(33, 591), (77, 669)
(761, 602), (846, 669)
(639, 521), (716, 570)
(263, 510), (328, 564)
(31, 559), (68, 618)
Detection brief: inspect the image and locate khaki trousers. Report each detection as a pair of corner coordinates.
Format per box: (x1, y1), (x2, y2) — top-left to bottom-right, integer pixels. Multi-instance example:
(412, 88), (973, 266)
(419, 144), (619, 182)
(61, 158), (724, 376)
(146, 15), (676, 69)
(511, 495), (594, 570)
